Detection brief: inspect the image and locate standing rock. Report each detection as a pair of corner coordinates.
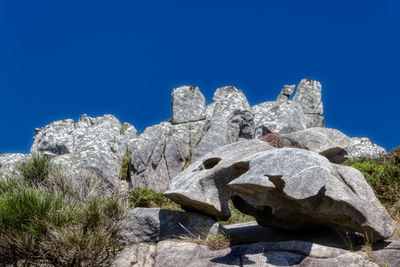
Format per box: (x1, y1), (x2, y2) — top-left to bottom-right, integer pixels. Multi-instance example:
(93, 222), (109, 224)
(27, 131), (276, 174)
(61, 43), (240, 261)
(276, 84), (296, 103)
(166, 139), (396, 241)
(171, 86), (206, 124)
(293, 79), (324, 127)
(279, 127), (351, 163)
(31, 114), (137, 187)
(346, 137), (387, 159)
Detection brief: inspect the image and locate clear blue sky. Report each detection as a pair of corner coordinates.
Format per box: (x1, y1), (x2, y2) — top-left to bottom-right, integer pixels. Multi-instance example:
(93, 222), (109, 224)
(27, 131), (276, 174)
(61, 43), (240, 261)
(1, 0), (399, 154)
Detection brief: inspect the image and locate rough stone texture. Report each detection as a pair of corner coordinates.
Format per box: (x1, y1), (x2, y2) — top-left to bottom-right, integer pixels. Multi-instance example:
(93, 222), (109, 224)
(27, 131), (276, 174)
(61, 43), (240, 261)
(0, 153), (29, 179)
(112, 243), (157, 267)
(372, 239), (400, 267)
(149, 240), (376, 267)
(276, 84), (295, 103)
(129, 121), (206, 192)
(293, 79), (324, 128)
(347, 137), (387, 159)
(171, 85), (206, 124)
(30, 114), (137, 187)
(280, 127), (351, 163)
(252, 101), (306, 138)
(166, 139), (396, 241)
(193, 86), (253, 161)
(121, 208), (222, 244)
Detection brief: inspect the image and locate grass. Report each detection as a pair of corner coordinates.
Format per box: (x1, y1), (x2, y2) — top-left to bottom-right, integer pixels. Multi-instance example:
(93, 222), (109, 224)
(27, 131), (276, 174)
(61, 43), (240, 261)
(218, 200), (255, 226)
(119, 122), (130, 135)
(0, 154), (128, 266)
(129, 187), (182, 210)
(120, 151), (132, 180)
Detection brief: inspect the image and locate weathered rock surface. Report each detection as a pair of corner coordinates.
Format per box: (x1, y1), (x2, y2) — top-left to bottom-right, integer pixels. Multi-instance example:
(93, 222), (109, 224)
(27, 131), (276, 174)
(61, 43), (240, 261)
(252, 101), (306, 138)
(347, 137), (387, 159)
(171, 85), (206, 124)
(280, 127), (351, 163)
(121, 208), (222, 244)
(112, 243), (157, 267)
(114, 240), (377, 267)
(0, 153), (29, 179)
(31, 114), (137, 187)
(372, 239), (400, 267)
(276, 84), (296, 103)
(292, 79), (324, 128)
(166, 139), (396, 241)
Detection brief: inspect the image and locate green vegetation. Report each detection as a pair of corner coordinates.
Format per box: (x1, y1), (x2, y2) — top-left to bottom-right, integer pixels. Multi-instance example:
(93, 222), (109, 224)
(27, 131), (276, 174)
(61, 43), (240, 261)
(129, 187), (181, 210)
(120, 151), (132, 180)
(119, 122), (130, 135)
(1, 154), (127, 266)
(218, 200), (255, 226)
(346, 146), (400, 217)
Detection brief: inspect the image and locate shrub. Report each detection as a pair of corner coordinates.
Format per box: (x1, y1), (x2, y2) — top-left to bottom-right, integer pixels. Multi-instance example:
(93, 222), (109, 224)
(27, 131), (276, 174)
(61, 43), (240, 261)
(259, 132), (284, 148)
(347, 150), (400, 216)
(119, 122), (130, 135)
(129, 187), (181, 210)
(120, 151), (132, 180)
(18, 153), (50, 185)
(0, 159), (128, 266)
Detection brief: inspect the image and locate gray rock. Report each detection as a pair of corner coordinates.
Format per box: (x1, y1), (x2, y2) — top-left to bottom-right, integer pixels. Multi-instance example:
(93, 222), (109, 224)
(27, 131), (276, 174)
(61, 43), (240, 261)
(276, 84), (295, 103)
(149, 240), (376, 267)
(193, 86), (253, 161)
(0, 153), (29, 179)
(293, 79), (324, 128)
(372, 239), (400, 267)
(166, 140), (396, 241)
(172, 86), (206, 124)
(31, 114), (137, 187)
(121, 208), (222, 244)
(112, 243), (157, 267)
(280, 127), (351, 163)
(252, 101), (306, 138)
(346, 137), (387, 159)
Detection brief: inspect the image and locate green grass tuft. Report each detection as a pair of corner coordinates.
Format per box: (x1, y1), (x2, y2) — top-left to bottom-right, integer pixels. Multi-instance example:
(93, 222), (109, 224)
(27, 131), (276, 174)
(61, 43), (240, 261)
(129, 187), (181, 210)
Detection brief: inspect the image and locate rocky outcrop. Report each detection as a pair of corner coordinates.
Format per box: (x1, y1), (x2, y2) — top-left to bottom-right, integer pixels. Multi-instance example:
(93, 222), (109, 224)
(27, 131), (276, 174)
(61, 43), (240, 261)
(346, 137), (387, 159)
(165, 139), (396, 241)
(276, 84), (296, 103)
(0, 153), (29, 179)
(171, 86), (206, 124)
(279, 127), (351, 163)
(30, 114), (137, 187)
(121, 208), (222, 244)
(292, 79), (324, 128)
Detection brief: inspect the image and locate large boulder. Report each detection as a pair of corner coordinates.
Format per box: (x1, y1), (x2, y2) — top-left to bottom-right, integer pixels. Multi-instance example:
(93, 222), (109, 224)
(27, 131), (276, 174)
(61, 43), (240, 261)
(292, 79), (324, 128)
(31, 114), (137, 187)
(279, 127), (351, 163)
(171, 85), (206, 124)
(252, 101), (306, 137)
(346, 137), (387, 159)
(165, 140), (396, 241)
(121, 208), (222, 244)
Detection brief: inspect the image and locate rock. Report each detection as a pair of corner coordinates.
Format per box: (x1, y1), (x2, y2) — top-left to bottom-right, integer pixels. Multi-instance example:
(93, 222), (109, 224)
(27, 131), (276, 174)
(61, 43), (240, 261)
(31, 114), (137, 187)
(129, 121), (206, 192)
(147, 240), (376, 267)
(346, 137), (387, 159)
(166, 139), (396, 241)
(121, 208), (222, 244)
(193, 86), (253, 161)
(276, 84), (295, 103)
(372, 239), (400, 267)
(171, 86), (206, 124)
(293, 79), (324, 127)
(0, 153), (29, 180)
(252, 101), (307, 137)
(112, 243), (157, 267)
(279, 127), (351, 163)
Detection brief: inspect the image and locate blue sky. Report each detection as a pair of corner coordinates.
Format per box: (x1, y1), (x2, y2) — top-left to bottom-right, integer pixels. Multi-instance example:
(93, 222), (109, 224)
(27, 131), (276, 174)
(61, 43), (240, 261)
(0, 0), (399, 154)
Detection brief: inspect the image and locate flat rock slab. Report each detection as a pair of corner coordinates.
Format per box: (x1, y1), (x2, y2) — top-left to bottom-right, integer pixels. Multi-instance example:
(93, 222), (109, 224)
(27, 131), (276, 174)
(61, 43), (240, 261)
(113, 240), (377, 267)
